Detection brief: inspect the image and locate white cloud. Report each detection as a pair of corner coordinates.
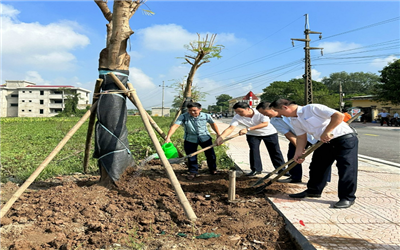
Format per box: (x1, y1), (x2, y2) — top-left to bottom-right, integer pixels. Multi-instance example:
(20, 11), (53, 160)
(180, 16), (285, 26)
(1, 3), (20, 20)
(1, 3), (89, 70)
(295, 69), (323, 82)
(24, 71), (51, 85)
(311, 69), (323, 81)
(129, 67), (156, 90)
(25, 52), (77, 70)
(137, 24), (196, 51)
(318, 41), (360, 54)
(370, 55), (398, 69)
(137, 24), (238, 52)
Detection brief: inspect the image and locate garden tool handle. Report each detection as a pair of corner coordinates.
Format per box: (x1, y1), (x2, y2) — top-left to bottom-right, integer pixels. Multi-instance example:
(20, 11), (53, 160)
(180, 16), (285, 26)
(186, 133), (241, 158)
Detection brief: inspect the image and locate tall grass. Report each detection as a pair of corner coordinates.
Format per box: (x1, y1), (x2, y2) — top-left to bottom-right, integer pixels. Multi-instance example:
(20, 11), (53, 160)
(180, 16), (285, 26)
(0, 116), (233, 183)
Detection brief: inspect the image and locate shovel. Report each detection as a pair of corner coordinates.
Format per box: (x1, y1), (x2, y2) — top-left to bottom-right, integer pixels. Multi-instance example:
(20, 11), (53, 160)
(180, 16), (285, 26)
(253, 112), (363, 193)
(168, 133), (241, 164)
(251, 142), (320, 187)
(254, 140), (324, 193)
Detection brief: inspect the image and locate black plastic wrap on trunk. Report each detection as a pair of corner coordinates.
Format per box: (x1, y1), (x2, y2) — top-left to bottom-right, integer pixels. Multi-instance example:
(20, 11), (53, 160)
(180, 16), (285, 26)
(93, 69), (135, 182)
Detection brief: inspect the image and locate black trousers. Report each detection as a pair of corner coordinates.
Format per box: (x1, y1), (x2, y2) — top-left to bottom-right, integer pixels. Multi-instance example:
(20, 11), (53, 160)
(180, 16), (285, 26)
(288, 142), (332, 182)
(306, 134), (358, 201)
(381, 117), (390, 126)
(246, 133), (285, 172)
(184, 139), (217, 174)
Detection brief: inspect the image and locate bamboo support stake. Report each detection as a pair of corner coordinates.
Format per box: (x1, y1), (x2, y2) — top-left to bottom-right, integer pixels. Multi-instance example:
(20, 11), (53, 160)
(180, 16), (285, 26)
(228, 170), (236, 202)
(83, 79), (103, 173)
(0, 103), (98, 219)
(126, 83), (166, 138)
(109, 73), (197, 221)
(126, 83), (183, 157)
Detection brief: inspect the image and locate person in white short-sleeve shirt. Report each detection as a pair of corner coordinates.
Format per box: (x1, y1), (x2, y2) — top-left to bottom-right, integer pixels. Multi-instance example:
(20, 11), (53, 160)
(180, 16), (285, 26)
(270, 99), (358, 209)
(216, 102), (286, 177)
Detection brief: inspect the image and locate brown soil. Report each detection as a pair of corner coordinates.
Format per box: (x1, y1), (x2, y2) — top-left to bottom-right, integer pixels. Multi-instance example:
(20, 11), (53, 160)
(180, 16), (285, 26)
(0, 161), (296, 250)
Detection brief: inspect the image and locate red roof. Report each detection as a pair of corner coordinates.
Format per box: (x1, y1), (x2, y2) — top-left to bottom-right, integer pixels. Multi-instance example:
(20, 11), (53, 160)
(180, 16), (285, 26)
(242, 91), (259, 100)
(26, 85), (74, 88)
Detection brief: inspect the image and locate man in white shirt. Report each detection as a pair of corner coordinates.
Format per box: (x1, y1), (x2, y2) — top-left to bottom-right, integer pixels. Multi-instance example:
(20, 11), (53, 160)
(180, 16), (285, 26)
(256, 102), (324, 183)
(270, 99), (358, 209)
(216, 102), (286, 176)
(392, 112), (400, 126)
(378, 110), (390, 126)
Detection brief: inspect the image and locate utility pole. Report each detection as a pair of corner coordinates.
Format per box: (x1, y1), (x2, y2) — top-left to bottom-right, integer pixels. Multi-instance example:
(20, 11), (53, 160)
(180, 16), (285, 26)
(291, 14), (323, 104)
(339, 82), (344, 112)
(159, 81), (165, 117)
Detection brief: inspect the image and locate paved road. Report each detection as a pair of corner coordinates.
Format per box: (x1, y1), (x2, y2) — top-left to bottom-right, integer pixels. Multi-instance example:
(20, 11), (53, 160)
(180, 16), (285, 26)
(216, 118), (400, 164)
(352, 124), (400, 164)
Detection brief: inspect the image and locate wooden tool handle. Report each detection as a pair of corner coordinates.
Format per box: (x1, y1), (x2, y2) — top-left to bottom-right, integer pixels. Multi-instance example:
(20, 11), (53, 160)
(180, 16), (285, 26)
(187, 133), (241, 158)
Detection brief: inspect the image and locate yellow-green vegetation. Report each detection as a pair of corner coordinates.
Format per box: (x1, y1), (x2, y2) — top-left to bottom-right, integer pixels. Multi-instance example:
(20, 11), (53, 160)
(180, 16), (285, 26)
(1, 116), (234, 183)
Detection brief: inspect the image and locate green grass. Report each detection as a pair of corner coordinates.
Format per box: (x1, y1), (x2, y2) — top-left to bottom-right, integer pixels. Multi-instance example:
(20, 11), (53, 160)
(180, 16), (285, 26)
(0, 116), (234, 183)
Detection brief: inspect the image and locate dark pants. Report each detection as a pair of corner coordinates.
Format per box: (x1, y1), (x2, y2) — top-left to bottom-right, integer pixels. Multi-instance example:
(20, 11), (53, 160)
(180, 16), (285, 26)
(246, 133), (285, 172)
(381, 117), (390, 126)
(184, 139), (217, 174)
(288, 142), (332, 182)
(287, 142), (302, 180)
(306, 134), (358, 201)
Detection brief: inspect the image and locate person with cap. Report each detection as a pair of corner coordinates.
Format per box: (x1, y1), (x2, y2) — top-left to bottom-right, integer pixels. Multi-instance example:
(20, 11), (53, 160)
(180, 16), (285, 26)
(270, 99), (358, 209)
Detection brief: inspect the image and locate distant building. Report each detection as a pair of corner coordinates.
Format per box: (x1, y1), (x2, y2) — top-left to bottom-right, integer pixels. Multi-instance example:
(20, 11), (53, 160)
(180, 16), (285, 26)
(152, 107), (170, 117)
(0, 80), (91, 117)
(348, 95), (400, 122)
(228, 91), (262, 116)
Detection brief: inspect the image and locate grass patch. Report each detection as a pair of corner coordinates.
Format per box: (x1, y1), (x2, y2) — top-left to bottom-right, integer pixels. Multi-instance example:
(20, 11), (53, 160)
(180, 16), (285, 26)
(1, 116), (234, 183)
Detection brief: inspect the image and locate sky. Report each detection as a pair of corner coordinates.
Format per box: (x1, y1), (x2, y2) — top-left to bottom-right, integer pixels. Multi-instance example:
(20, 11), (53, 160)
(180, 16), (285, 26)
(1, 0), (399, 110)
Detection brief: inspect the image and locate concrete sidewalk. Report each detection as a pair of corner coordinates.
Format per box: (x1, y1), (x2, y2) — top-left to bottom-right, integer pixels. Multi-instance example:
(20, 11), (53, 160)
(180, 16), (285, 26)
(214, 120), (400, 250)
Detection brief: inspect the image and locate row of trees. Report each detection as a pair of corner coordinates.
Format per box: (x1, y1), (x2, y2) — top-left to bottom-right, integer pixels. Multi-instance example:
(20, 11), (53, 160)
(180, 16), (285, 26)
(210, 59), (399, 111)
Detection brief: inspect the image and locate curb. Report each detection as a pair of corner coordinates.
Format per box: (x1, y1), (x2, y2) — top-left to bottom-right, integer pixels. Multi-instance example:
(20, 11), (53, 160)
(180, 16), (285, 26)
(358, 154), (400, 168)
(266, 198), (316, 250)
(233, 161), (315, 250)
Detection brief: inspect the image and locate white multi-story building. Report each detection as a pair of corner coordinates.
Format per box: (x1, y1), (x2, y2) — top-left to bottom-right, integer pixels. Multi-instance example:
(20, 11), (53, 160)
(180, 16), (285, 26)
(0, 80), (91, 117)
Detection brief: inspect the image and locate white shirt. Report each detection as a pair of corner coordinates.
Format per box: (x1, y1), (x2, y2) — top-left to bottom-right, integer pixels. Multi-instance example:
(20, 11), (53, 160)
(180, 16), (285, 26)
(290, 104), (353, 141)
(230, 108), (277, 136)
(379, 112), (390, 118)
(394, 113), (399, 118)
(271, 116), (318, 144)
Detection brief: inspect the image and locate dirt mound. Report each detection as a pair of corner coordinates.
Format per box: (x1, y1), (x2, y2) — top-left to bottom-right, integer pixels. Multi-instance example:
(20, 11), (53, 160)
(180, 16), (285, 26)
(1, 161), (295, 249)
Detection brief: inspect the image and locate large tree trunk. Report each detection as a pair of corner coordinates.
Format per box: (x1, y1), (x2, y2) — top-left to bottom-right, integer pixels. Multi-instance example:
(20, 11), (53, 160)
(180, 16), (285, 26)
(94, 0), (140, 185)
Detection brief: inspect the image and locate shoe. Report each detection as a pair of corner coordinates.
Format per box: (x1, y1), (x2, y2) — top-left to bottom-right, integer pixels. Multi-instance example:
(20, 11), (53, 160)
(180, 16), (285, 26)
(210, 170), (219, 175)
(246, 171), (262, 176)
(289, 190), (321, 198)
(333, 200), (355, 208)
(186, 173), (197, 180)
(277, 178), (302, 183)
(278, 170), (291, 177)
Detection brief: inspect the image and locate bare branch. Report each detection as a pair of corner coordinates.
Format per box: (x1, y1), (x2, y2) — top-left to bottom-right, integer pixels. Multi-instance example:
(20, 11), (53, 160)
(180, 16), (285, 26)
(95, 0), (112, 21)
(185, 58), (194, 65)
(129, 0), (143, 19)
(185, 55), (196, 60)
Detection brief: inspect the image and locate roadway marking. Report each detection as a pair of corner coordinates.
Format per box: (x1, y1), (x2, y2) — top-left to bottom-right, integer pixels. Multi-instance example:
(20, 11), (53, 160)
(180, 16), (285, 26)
(364, 134), (379, 136)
